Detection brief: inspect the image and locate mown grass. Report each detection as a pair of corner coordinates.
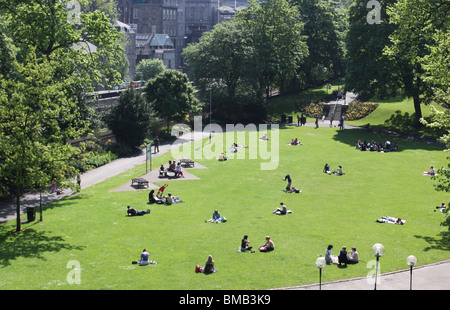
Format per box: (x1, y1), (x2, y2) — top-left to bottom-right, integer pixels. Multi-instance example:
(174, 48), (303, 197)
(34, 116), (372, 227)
(0, 125), (448, 290)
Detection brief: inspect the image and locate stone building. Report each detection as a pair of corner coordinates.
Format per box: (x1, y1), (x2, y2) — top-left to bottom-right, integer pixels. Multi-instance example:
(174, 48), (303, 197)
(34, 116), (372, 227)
(116, 0), (250, 70)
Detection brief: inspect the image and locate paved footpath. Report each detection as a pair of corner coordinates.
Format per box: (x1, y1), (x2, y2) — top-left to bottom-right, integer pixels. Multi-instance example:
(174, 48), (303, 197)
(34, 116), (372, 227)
(1, 128), (449, 290)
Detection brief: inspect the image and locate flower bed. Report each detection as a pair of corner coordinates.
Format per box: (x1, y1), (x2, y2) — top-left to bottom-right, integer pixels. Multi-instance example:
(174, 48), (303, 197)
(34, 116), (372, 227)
(304, 102), (325, 117)
(345, 101), (379, 120)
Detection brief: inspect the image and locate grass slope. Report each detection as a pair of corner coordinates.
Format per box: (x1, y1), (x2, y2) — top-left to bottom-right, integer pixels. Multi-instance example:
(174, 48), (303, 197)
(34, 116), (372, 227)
(0, 126), (448, 290)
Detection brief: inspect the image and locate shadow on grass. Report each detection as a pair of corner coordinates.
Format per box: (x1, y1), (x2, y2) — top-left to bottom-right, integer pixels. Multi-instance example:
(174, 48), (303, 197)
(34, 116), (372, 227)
(331, 127), (445, 152)
(0, 227), (85, 267)
(414, 233), (450, 252)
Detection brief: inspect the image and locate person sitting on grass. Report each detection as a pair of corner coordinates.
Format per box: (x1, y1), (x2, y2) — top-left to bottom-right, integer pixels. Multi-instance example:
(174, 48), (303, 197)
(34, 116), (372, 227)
(149, 190), (163, 204)
(132, 249), (156, 266)
(333, 165), (345, 175)
(323, 163), (331, 175)
(347, 247), (359, 264)
(422, 166), (436, 176)
(435, 202), (447, 213)
(272, 202), (287, 215)
(240, 235), (255, 253)
(272, 202), (293, 215)
(205, 209), (221, 223)
(127, 206), (150, 216)
(259, 236), (275, 252)
(165, 193), (173, 205)
(195, 255), (217, 274)
(325, 245), (337, 264)
(338, 246), (348, 266)
(218, 153), (228, 161)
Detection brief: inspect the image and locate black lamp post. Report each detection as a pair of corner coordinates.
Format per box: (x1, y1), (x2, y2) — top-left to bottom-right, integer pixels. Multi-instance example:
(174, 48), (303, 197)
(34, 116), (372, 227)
(315, 256), (326, 290)
(371, 243), (385, 290)
(406, 255), (417, 290)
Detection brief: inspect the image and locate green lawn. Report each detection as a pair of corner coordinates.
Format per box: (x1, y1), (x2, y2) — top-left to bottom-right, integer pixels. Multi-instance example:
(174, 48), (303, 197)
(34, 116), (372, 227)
(0, 125), (448, 290)
(346, 96), (447, 139)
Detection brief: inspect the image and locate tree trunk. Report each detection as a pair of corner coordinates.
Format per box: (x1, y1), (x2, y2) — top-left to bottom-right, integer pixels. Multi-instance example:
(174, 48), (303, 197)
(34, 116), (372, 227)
(15, 192), (21, 232)
(413, 94), (423, 127)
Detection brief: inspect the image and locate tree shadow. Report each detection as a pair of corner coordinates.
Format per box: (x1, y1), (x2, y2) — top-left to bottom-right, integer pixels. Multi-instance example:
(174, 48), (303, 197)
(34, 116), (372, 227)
(0, 227), (85, 267)
(414, 233), (450, 252)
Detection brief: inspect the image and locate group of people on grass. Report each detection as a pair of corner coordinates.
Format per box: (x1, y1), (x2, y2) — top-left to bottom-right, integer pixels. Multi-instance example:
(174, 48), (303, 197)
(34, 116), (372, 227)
(355, 139), (398, 152)
(147, 184), (181, 205)
(194, 236), (275, 274)
(323, 163), (345, 175)
(240, 235), (275, 253)
(325, 245), (359, 266)
(288, 138), (302, 145)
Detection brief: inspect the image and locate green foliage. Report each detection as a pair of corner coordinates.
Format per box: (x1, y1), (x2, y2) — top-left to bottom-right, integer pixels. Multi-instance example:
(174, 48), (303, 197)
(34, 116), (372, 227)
(293, 0), (346, 85)
(144, 70), (200, 130)
(421, 29), (450, 106)
(104, 86), (152, 153)
(134, 58), (166, 82)
(0, 0), (129, 230)
(238, 0), (308, 97)
(345, 0), (399, 99)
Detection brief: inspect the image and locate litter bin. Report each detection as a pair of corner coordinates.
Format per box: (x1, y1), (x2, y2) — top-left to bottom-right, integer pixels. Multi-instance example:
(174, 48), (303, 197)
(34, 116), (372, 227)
(288, 116), (293, 123)
(281, 114), (287, 123)
(26, 207), (36, 222)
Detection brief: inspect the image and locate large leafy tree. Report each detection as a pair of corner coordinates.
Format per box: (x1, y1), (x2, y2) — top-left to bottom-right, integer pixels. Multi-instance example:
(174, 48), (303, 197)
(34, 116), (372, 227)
(384, 0), (449, 125)
(0, 0), (124, 231)
(292, 0), (346, 85)
(104, 86), (152, 153)
(182, 19), (254, 99)
(145, 70), (200, 131)
(344, 0), (399, 100)
(238, 0), (308, 97)
(134, 58), (166, 82)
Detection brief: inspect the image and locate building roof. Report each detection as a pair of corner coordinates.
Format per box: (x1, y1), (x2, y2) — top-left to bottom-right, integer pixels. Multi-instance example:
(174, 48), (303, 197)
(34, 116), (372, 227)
(114, 20), (135, 33)
(149, 34), (173, 47)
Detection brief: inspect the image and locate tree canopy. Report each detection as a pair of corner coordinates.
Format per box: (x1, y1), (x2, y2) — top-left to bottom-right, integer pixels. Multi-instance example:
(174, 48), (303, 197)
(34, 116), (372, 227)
(145, 70), (200, 131)
(0, 0), (125, 231)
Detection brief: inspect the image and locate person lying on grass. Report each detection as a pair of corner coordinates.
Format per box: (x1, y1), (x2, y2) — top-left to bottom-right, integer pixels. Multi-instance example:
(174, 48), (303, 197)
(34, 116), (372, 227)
(127, 206), (150, 216)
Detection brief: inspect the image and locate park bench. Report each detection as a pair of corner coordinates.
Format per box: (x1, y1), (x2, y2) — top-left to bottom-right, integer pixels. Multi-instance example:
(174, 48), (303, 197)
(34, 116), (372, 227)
(179, 158), (195, 168)
(159, 170), (178, 178)
(131, 178), (149, 188)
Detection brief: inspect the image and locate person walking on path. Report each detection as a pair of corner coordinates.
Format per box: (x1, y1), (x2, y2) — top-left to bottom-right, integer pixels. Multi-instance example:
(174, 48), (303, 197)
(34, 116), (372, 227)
(154, 136), (160, 153)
